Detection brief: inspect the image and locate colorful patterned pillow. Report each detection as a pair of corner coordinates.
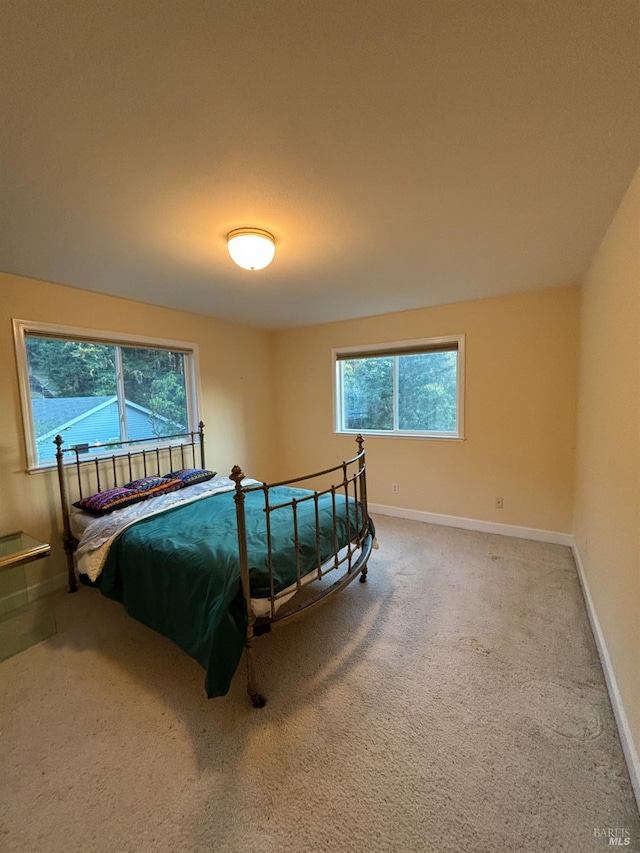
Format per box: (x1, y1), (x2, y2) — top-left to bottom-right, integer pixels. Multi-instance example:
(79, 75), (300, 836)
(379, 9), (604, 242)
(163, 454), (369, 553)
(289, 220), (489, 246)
(74, 477), (185, 516)
(145, 477), (183, 497)
(72, 487), (145, 516)
(124, 476), (168, 492)
(126, 477), (184, 499)
(162, 468), (216, 487)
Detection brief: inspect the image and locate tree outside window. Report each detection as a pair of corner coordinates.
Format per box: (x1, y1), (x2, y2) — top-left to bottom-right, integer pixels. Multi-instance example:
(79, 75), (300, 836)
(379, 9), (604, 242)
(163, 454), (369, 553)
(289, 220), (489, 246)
(14, 321), (199, 468)
(335, 337), (464, 438)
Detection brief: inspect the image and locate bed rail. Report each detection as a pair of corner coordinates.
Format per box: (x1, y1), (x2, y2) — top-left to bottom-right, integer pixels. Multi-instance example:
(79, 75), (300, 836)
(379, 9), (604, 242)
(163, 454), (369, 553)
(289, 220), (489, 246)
(230, 435), (374, 707)
(54, 422), (206, 592)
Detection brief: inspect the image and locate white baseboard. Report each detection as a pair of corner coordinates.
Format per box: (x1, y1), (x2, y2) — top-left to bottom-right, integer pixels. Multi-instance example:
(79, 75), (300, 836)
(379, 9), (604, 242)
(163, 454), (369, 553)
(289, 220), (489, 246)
(369, 502), (573, 546)
(571, 541), (640, 812)
(0, 572), (68, 618)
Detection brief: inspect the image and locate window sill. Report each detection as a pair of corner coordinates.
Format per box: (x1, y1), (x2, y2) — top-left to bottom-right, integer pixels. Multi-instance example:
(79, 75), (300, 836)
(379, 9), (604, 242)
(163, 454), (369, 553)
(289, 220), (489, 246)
(335, 430), (465, 441)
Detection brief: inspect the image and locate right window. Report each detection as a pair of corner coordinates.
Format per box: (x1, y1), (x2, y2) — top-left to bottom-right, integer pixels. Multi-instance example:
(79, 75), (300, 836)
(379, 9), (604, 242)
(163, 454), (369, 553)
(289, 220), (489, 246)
(334, 335), (465, 439)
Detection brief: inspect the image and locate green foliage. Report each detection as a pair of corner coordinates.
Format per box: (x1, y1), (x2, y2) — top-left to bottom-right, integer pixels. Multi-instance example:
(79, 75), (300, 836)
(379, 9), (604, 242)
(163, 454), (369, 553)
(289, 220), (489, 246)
(122, 347), (187, 435)
(342, 357), (393, 430)
(146, 371), (188, 436)
(26, 337), (188, 439)
(26, 338), (116, 397)
(341, 351), (457, 433)
(398, 352), (457, 432)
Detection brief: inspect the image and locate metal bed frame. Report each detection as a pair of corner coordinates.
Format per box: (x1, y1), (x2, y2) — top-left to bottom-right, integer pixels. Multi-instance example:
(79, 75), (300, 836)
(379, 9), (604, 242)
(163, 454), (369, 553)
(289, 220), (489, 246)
(54, 423), (374, 706)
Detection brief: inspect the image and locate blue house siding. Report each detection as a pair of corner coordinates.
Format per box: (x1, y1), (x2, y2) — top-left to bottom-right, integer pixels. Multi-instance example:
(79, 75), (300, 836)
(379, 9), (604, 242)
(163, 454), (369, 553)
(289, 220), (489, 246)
(127, 406), (159, 441)
(38, 401), (120, 461)
(36, 400), (178, 462)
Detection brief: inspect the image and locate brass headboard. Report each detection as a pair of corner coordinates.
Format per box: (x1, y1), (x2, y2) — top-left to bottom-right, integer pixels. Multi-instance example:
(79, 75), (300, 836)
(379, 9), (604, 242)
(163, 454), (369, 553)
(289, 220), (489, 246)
(54, 421), (205, 592)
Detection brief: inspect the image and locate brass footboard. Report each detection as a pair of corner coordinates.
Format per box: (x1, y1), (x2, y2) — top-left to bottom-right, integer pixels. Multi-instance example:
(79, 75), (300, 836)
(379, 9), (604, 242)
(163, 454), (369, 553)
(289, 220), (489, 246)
(230, 435), (374, 708)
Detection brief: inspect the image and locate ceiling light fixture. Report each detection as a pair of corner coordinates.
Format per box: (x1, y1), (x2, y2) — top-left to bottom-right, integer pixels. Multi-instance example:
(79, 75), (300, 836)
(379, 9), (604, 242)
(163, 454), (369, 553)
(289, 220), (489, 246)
(226, 227), (276, 271)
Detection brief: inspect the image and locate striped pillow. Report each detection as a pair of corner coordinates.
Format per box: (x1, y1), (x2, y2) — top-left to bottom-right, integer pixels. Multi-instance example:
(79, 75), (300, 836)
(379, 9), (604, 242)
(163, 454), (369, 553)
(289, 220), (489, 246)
(124, 476), (184, 499)
(74, 477), (184, 515)
(73, 487), (145, 516)
(162, 468), (216, 487)
(123, 476), (168, 492)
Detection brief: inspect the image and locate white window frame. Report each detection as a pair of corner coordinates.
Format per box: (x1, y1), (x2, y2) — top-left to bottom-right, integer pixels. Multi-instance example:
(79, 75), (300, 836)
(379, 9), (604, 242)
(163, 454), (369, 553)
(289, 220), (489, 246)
(12, 319), (202, 472)
(333, 335), (465, 440)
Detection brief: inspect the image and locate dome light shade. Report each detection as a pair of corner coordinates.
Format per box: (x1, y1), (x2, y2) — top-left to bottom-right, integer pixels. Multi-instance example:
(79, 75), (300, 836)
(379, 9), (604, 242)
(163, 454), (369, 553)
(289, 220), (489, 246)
(227, 228), (275, 270)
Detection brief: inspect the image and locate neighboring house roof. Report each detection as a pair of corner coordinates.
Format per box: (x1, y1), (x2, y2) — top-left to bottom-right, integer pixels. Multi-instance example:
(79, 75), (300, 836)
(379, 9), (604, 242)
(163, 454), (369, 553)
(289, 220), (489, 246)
(33, 396), (183, 443)
(32, 396), (117, 441)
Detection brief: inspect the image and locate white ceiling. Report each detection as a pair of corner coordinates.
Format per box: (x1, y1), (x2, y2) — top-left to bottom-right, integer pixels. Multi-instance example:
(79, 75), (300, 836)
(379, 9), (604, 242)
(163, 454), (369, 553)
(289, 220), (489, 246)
(2, 1), (639, 330)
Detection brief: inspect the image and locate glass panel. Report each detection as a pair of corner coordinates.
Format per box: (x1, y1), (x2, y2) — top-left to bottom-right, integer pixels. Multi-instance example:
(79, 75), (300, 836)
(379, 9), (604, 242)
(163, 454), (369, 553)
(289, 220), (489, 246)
(121, 347), (188, 440)
(0, 532), (49, 567)
(0, 591), (57, 661)
(341, 357), (393, 431)
(0, 562), (28, 619)
(26, 336), (118, 463)
(398, 351), (458, 432)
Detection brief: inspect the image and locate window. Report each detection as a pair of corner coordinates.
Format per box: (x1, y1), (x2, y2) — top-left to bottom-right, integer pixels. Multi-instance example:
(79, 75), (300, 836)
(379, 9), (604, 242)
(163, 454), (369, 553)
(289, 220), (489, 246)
(13, 320), (201, 469)
(334, 335), (465, 438)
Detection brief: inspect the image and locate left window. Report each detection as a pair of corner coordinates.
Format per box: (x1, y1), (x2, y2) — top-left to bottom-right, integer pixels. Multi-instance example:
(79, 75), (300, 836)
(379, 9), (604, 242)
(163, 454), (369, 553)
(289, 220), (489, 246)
(13, 320), (201, 470)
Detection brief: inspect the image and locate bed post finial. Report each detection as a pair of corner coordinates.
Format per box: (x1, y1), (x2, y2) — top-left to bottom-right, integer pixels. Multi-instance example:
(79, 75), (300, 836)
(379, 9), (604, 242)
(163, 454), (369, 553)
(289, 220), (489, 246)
(230, 464), (244, 487)
(356, 433), (365, 455)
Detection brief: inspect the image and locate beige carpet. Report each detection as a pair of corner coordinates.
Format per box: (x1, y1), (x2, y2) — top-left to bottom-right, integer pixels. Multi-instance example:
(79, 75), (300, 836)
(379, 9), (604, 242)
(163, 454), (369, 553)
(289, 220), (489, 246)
(0, 515), (638, 852)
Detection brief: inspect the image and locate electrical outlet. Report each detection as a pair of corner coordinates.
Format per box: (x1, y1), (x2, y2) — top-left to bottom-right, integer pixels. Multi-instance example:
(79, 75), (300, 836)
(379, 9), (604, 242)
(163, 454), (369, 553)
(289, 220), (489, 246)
(392, 484), (399, 494)
(495, 497), (504, 509)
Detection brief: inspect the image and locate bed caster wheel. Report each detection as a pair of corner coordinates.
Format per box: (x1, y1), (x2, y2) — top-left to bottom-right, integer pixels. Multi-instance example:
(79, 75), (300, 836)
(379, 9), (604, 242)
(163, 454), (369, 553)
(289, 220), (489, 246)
(359, 570), (368, 583)
(250, 693), (267, 709)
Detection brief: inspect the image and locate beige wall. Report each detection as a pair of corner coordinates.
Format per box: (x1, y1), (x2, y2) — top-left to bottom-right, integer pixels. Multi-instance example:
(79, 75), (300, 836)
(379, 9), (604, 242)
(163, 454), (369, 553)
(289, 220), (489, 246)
(273, 286), (579, 533)
(573, 165), (640, 757)
(0, 272), (278, 589)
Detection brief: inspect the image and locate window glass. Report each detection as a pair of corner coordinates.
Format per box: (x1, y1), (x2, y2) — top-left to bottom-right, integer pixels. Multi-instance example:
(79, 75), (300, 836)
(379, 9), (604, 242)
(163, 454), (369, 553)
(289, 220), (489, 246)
(26, 337), (119, 462)
(121, 347), (188, 440)
(16, 323), (199, 468)
(335, 337), (464, 438)
(397, 351), (457, 432)
(341, 356), (393, 431)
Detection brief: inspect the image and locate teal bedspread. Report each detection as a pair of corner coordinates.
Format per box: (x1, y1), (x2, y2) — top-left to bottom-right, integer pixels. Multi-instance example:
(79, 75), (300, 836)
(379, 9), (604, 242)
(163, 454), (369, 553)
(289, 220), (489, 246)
(98, 485), (363, 697)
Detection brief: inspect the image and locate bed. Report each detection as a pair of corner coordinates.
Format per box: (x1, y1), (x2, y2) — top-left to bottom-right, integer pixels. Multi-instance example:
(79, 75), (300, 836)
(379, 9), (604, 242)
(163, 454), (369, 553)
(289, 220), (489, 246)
(54, 423), (375, 706)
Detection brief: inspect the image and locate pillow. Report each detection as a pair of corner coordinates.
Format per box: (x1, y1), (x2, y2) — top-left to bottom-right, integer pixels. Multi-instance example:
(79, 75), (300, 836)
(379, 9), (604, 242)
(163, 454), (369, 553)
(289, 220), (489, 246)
(162, 468), (216, 487)
(127, 477), (184, 499)
(73, 487), (146, 516)
(123, 476), (168, 492)
(73, 477), (184, 516)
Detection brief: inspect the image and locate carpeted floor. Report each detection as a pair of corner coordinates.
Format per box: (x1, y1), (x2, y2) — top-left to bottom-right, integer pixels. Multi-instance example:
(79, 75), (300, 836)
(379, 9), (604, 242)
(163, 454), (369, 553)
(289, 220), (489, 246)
(0, 515), (638, 852)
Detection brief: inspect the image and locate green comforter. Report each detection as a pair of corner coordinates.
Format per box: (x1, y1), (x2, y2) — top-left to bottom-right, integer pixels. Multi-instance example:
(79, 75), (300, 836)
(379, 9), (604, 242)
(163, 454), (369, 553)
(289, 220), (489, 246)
(99, 485), (363, 697)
